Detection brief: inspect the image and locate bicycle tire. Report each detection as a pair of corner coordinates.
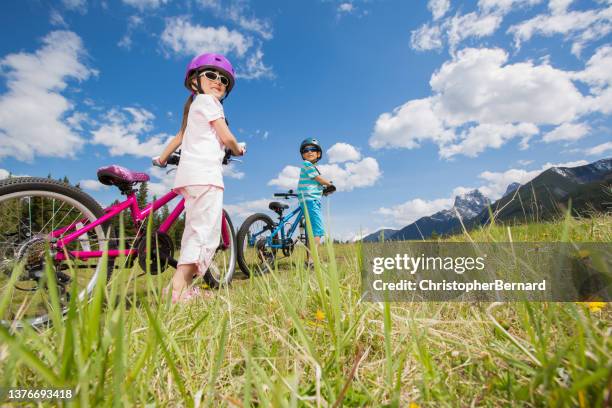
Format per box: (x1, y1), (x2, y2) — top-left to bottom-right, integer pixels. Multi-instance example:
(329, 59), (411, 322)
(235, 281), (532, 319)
(0, 177), (112, 327)
(236, 213), (277, 277)
(203, 210), (236, 288)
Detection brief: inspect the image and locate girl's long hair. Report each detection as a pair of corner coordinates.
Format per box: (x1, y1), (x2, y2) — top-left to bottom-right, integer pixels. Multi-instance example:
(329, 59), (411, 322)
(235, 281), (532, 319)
(178, 94), (193, 137)
(179, 74), (229, 136)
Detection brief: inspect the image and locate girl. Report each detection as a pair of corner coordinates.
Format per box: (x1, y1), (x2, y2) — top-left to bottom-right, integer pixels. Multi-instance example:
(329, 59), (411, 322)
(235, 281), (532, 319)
(154, 53), (245, 303)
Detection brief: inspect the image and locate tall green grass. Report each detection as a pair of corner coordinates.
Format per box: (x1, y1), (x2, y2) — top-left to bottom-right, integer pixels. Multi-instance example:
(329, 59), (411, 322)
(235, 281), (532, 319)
(0, 214), (610, 406)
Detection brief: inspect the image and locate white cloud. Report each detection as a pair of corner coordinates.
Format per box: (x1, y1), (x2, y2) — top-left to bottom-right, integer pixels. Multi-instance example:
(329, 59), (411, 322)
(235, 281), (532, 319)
(50, 10), (68, 27)
(91, 107), (172, 157)
(574, 45), (612, 88)
(147, 166), (175, 197)
(0, 168), (28, 179)
(439, 123), (539, 158)
(446, 12), (503, 52)
(0, 30), (94, 161)
(475, 159), (588, 198)
(370, 47), (600, 158)
(428, 0), (450, 20)
(410, 24), (443, 51)
(268, 165), (300, 190)
(508, 4), (612, 55)
(573, 45), (612, 114)
(369, 97), (454, 149)
(542, 122), (590, 142)
(66, 111), (91, 131)
(430, 48), (584, 125)
(478, 0), (543, 14)
(549, 0), (573, 14)
(122, 0), (169, 11)
(338, 3), (354, 14)
(237, 46), (274, 79)
(118, 15), (144, 50)
(62, 0), (87, 11)
(411, 0), (540, 53)
(197, 0), (273, 40)
(223, 163), (245, 179)
(584, 141), (612, 155)
(224, 198), (272, 220)
(160, 16), (251, 57)
(318, 157), (381, 192)
(80, 179), (108, 191)
(268, 156), (382, 192)
(327, 142), (361, 163)
(378, 197), (454, 226)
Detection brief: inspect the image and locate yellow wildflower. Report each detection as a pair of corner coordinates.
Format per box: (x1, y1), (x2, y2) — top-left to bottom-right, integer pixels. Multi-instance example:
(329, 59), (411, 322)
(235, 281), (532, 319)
(409, 403), (421, 408)
(586, 301), (606, 312)
(577, 249), (590, 259)
(315, 309), (325, 321)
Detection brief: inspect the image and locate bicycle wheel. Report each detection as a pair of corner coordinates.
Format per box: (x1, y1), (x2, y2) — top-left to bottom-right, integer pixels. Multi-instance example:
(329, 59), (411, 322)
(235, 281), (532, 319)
(0, 177), (111, 328)
(203, 210), (236, 289)
(236, 213), (278, 277)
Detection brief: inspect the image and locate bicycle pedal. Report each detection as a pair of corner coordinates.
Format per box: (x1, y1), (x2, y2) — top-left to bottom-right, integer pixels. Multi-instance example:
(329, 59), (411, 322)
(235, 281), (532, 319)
(56, 271), (72, 284)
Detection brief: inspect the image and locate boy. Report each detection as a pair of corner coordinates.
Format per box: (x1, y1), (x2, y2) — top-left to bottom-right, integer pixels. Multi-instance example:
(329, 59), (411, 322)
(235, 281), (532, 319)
(297, 138), (334, 267)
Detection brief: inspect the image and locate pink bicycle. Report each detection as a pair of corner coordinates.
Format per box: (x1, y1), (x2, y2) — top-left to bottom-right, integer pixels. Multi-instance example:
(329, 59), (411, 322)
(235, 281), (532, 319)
(0, 150), (236, 327)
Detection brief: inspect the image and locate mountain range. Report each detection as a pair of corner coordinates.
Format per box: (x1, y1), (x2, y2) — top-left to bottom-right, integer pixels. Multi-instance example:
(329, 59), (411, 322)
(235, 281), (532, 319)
(363, 158), (612, 242)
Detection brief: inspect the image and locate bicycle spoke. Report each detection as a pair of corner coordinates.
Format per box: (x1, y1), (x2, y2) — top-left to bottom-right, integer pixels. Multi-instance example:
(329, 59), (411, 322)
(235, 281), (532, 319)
(37, 199), (66, 234)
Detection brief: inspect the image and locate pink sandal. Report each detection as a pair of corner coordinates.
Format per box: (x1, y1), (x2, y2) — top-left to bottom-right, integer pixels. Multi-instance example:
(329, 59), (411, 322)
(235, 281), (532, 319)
(163, 286), (211, 304)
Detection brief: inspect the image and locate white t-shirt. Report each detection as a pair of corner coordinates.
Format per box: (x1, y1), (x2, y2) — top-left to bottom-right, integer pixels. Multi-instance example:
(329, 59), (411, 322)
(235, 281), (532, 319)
(173, 94), (226, 190)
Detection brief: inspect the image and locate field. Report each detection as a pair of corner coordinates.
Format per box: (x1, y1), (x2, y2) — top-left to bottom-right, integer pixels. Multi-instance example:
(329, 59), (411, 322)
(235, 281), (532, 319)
(1, 214), (611, 407)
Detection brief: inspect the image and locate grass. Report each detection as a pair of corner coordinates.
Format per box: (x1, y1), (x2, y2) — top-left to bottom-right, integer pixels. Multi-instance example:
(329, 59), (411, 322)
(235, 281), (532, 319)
(0, 214), (611, 406)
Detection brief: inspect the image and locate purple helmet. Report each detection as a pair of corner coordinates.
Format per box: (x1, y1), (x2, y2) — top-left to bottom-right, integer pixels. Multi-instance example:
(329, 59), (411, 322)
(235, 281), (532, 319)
(184, 53), (236, 95)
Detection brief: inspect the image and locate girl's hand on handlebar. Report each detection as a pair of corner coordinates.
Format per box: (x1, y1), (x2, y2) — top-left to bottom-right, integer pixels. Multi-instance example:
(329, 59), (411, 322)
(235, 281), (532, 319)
(237, 142), (247, 156)
(152, 156), (167, 168)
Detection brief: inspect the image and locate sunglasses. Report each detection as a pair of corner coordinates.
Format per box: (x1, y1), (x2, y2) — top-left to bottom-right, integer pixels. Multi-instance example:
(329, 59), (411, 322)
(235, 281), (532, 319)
(199, 70), (230, 87)
(302, 147), (319, 153)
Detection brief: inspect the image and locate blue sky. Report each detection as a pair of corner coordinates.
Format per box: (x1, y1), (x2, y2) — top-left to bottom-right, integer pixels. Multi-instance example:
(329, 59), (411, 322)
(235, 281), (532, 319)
(0, 0), (610, 240)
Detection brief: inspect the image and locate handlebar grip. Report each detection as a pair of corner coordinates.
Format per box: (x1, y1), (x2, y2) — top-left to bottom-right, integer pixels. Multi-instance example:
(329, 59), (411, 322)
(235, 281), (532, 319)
(222, 148), (233, 165)
(322, 185), (337, 196)
(167, 155), (180, 166)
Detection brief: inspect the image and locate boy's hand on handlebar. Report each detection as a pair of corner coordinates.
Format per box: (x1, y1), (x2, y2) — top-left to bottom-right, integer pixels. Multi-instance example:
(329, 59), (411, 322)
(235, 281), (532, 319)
(323, 182), (336, 196)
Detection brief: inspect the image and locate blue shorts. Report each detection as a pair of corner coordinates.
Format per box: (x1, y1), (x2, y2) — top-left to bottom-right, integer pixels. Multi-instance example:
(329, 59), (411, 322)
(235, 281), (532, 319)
(301, 199), (324, 237)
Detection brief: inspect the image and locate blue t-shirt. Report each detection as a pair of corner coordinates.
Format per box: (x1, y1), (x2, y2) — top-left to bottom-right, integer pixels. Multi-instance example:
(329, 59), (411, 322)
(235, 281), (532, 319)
(297, 160), (323, 201)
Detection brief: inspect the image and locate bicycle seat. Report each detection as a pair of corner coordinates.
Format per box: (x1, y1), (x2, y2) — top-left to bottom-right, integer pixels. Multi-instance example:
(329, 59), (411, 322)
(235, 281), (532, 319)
(97, 165), (150, 187)
(269, 202), (289, 213)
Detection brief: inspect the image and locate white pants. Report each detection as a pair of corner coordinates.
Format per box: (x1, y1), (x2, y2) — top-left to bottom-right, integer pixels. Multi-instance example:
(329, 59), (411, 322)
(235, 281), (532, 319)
(177, 185), (224, 276)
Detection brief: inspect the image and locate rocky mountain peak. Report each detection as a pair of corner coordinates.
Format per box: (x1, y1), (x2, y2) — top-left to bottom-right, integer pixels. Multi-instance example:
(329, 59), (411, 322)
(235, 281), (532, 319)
(452, 189), (489, 219)
(503, 182), (521, 197)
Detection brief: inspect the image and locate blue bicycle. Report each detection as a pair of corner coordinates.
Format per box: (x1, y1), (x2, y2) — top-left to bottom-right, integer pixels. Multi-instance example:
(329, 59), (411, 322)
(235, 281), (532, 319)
(236, 185), (336, 276)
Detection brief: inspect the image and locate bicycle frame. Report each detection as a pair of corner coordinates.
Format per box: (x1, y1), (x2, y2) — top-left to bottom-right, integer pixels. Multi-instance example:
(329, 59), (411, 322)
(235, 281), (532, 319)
(52, 189), (232, 262)
(249, 206), (304, 250)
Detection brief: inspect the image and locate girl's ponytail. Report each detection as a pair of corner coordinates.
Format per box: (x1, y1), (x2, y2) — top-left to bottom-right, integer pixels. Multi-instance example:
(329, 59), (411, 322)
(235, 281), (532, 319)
(179, 94), (194, 136)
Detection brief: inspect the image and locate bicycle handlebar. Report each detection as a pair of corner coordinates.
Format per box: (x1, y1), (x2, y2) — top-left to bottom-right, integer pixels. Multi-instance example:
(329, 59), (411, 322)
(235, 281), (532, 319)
(153, 142), (246, 168)
(274, 189), (298, 199)
(274, 184), (337, 199)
